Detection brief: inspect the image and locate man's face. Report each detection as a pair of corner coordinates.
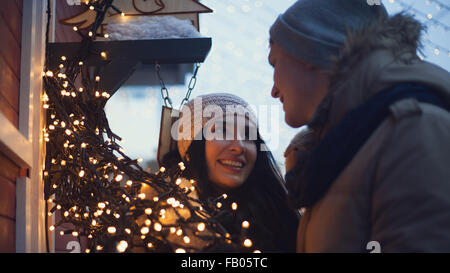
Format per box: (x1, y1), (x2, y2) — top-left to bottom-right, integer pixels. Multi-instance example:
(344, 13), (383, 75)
(268, 42), (330, 128)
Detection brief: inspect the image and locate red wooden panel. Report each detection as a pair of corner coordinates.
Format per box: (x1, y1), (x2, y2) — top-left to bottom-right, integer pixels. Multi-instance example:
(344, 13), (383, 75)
(0, 14), (21, 80)
(0, 94), (18, 128)
(0, 176), (15, 219)
(0, 0), (22, 45)
(55, 2), (87, 43)
(0, 55), (20, 113)
(0, 217), (15, 253)
(0, 150), (20, 182)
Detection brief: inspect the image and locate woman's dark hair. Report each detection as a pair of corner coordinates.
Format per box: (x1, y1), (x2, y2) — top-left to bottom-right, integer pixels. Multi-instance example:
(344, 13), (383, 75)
(162, 132), (299, 252)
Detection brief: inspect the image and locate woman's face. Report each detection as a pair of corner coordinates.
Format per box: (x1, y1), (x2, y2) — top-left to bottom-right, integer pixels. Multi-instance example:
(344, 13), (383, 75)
(205, 120), (257, 191)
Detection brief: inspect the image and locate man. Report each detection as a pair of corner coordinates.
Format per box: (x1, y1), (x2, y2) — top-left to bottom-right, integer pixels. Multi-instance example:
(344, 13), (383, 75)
(269, 0), (450, 252)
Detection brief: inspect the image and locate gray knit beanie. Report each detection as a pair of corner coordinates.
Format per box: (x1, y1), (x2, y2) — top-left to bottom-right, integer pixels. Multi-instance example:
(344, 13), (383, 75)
(270, 0), (388, 68)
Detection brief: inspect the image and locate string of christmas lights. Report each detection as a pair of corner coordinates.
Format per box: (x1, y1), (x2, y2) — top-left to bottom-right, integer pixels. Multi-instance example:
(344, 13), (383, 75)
(42, 0), (257, 253)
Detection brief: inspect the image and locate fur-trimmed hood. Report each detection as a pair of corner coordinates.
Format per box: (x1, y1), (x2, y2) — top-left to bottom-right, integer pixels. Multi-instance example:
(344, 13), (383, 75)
(308, 13), (450, 136)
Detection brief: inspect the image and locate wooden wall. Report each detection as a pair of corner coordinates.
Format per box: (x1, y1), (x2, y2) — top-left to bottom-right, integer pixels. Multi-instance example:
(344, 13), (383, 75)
(54, 1), (87, 43)
(0, 0), (22, 253)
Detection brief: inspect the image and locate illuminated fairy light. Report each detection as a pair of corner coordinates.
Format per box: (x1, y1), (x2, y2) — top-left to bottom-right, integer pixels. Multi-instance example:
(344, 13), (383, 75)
(116, 240), (128, 253)
(243, 239), (252, 248)
(197, 222), (206, 232)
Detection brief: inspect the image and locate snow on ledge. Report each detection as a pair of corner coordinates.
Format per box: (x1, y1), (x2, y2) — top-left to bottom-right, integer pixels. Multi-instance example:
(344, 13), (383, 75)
(103, 16), (202, 40)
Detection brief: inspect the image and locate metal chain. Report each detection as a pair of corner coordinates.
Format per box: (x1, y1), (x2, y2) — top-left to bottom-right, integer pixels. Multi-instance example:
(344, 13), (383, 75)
(179, 63), (200, 110)
(155, 62), (173, 108)
(154, 62), (201, 110)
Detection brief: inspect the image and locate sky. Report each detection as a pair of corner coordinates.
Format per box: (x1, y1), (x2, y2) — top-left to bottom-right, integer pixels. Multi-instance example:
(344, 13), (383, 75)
(105, 0), (450, 173)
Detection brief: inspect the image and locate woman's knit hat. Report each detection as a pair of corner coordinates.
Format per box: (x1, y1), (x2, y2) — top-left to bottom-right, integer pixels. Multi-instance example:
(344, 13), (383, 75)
(269, 0), (388, 68)
(176, 93), (258, 160)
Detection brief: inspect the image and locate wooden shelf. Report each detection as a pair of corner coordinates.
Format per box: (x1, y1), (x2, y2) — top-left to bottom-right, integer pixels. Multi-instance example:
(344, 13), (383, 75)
(47, 38), (212, 95)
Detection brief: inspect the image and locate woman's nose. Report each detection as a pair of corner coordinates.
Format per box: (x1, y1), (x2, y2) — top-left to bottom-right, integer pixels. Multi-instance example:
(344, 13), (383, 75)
(228, 140), (245, 154)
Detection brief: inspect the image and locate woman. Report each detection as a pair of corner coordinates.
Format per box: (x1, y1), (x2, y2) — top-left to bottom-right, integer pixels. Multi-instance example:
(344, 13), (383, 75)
(162, 93), (299, 252)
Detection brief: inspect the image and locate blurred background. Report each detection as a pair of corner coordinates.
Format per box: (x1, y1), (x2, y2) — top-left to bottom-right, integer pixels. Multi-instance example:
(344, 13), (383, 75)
(105, 0), (450, 174)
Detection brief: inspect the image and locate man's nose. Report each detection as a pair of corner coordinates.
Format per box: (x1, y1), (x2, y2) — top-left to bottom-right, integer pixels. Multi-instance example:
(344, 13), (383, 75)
(271, 86), (279, 98)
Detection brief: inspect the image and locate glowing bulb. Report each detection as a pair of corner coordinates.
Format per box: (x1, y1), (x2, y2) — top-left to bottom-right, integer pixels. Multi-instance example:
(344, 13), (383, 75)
(60, 121), (66, 128)
(125, 228), (131, 234)
(72, 231), (79, 237)
(183, 236), (191, 244)
(98, 202), (106, 209)
(197, 223), (206, 232)
(242, 221), (250, 229)
(138, 193), (146, 199)
(79, 170), (85, 177)
(116, 240), (128, 253)
(145, 208), (152, 215)
(95, 76), (100, 82)
(243, 239), (252, 247)
(159, 167), (166, 172)
(81, 143), (87, 148)
(154, 223), (162, 232)
(231, 202), (238, 210)
(104, 33), (109, 38)
(49, 225), (55, 231)
(176, 178), (182, 185)
(126, 180), (133, 186)
(45, 71), (54, 77)
(167, 197), (175, 204)
(147, 242), (153, 248)
(73, 26), (78, 31)
(176, 229), (183, 236)
(92, 220), (97, 226)
(216, 202), (222, 208)
(175, 248), (186, 253)
(107, 226), (116, 234)
(65, 129), (72, 135)
(253, 250), (261, 253)
(115, 174), (123, 182)
(121, 12), (125, 17)
(153, 197), (159, 202)
(141, 226), (149, 235)
(100, 52), (107, 59)
(89, 5), (94, 10)
(78, 61), (83, 66)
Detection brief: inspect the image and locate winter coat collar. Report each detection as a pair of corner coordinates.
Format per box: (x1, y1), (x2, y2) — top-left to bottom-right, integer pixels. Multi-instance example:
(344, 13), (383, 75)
(308, 13), (450, 138)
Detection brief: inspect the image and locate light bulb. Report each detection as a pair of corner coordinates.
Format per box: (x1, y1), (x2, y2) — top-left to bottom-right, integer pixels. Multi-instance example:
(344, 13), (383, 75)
(107, 226), (116, 234)
(242, 221), (250, 229)
(154, 223), (162, 232)
(197, 223), (206, 232)
(116, 240), (128, 253)
(141, 226), (149, 235)
(243, 239), (252, 247)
